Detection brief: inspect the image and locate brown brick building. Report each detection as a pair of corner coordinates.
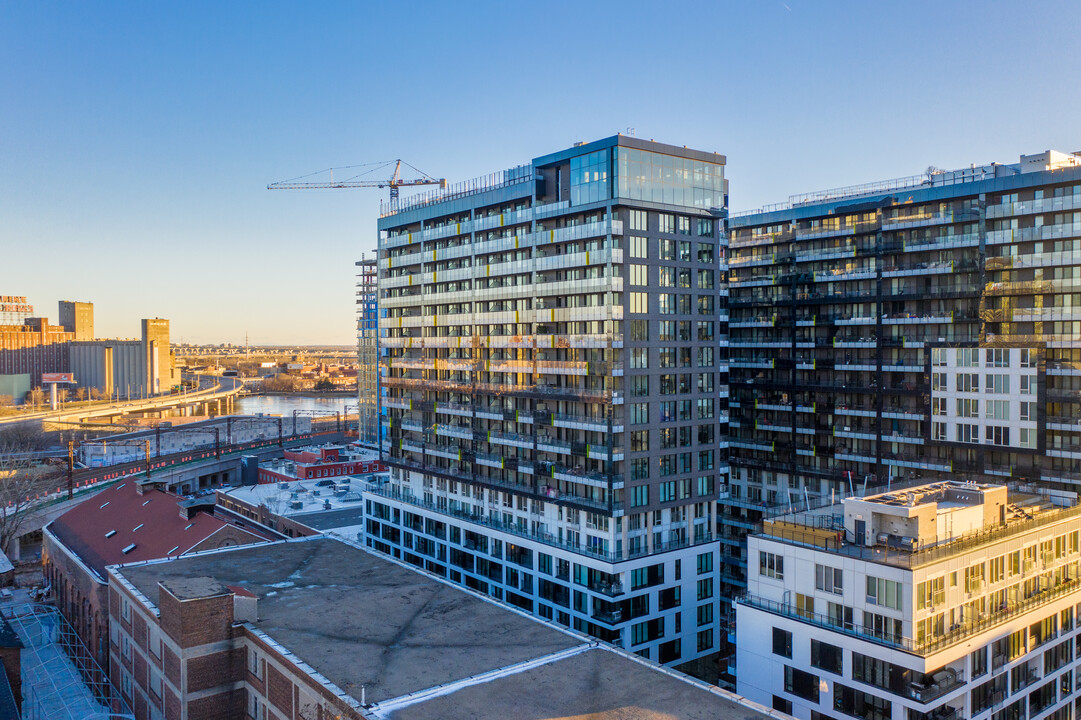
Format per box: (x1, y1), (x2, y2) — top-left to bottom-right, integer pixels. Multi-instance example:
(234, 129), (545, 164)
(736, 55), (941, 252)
(107, 537), (774, 720)
(0, 317), (74, 383)
(43, 480), (274, 685)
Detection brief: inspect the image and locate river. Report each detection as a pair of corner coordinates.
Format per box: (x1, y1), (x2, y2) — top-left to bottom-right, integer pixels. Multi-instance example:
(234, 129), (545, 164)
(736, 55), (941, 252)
(235, 394), (356, 417)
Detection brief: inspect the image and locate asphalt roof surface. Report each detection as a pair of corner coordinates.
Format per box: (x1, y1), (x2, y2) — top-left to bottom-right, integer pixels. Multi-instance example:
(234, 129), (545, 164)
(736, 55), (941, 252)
(115, 538), (772, 720)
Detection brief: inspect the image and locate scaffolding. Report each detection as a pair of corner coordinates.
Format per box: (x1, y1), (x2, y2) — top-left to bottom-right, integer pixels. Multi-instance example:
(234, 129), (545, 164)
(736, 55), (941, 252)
(2, 603), (131, 720)
(356, 256), (380, 449)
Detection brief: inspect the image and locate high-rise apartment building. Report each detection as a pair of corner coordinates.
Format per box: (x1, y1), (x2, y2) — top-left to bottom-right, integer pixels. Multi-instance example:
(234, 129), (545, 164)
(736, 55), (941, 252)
(722, 150), (1081, 680)
(737, 480), (1081, 720)
(368, 136), (729, 668)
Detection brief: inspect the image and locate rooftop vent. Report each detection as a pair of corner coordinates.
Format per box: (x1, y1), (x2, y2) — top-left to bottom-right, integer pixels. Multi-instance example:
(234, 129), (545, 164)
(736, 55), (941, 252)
(121, 544), (136, 554)
(105, 530), (117, 538)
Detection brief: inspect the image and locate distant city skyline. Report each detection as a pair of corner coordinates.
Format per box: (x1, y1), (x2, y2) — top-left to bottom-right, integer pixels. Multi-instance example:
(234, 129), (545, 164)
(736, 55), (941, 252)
(3, 1), (1080, 344)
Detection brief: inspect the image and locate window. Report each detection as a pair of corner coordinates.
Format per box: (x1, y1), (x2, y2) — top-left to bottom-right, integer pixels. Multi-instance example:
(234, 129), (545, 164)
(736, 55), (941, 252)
(697, 552), (713, 574)
(965, 562), (986, 593)
(932, 422), (947, 441)
(659, 267), (675, 287)
(932, 398), (947, 416)
(631, 348), (648, 369)
(785, 666), (820, 703)
(630, 430), (649, 451)
(916, 576), (945, 609)
(630, 319), (648, 341)
(957, 423), (979, 443)
(958, 373), (979, 392)
(658, 214), (676, 234)
(986, 374), (1010, 394)
(630, 485), (649, 507)
(811, 639), (843, 675)
(833, 683), (890, 720)
(697, 269), (714, 289)
(630, 292), (647, 314)
(696, 578), (713, 600)
(986, 349), (1009, 367)
(659, 238), (675, 259)
(629, 234), (648, 257)
(658, 480), (676, 502)
(630, 403), (649, 424)
(972, 646), (988, 678)
(772, 627), (792, 657)
(1020, 348), (1036, 368)
(958, 348), (979, 367)
(760, 552), (783, 579)
(864, 612), (902, 643)
(629, 211), (648, 231)
(932, 373), (948, 391)
(1021, 376), (1036, 395)
(697, 629), (714, 652)
(957, 398), (979, 418)
(866, 577), (902, 610)
(986, 425), (1010, 446)
(816, 564), (843, 594)
(629, 264), (648, 286)
(1020, 401), (1036, 422)
(696, 603), (714, 627)
(932, 347), (947, 366)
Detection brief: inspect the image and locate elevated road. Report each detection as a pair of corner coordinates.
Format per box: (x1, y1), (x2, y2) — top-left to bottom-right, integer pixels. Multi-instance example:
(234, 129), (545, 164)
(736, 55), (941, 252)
(0, 374), (244, 427)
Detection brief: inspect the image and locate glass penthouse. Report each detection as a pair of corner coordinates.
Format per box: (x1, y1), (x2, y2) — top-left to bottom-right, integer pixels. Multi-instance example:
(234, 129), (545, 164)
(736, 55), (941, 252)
(370, 136), (729, 668)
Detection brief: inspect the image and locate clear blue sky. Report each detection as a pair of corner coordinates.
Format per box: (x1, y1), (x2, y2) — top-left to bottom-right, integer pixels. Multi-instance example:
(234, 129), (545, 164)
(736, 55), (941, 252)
(3, 1), (1079, 345)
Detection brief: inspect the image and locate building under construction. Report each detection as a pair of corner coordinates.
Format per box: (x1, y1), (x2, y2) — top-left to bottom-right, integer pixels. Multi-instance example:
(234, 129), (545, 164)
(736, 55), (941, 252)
(355, 257), (379, 448)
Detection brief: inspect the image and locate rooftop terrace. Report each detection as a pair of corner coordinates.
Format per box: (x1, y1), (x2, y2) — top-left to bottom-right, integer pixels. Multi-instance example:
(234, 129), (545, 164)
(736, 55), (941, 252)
(759, 480), (1079, 569)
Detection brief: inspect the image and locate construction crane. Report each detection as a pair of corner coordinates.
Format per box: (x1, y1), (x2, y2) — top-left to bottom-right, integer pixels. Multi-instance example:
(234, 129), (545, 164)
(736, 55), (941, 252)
(267, 159), (447, 202)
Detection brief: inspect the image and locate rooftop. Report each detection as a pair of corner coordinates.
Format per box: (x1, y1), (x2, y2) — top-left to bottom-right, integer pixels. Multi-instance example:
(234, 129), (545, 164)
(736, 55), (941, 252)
(759, 480), (1080, 569)
(732, 149), (1081, 219)
(48, 481), (272, 578)
(112, 537), (770, 720)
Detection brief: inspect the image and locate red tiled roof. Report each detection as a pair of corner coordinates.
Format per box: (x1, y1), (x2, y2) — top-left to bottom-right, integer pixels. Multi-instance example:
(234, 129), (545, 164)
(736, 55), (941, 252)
(48, 481), (269, 579)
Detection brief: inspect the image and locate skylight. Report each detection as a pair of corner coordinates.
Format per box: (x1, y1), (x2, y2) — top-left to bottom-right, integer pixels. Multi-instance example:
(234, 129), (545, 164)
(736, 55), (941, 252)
(132, 524), (144, 532)
(121, 544), (136, 554)
(105, 530), (116, 538)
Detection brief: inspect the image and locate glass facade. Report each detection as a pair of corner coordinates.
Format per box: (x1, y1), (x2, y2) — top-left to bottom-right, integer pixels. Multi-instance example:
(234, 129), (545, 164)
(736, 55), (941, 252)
(570, 149), (611, 206)
(616, 148), (725, 210)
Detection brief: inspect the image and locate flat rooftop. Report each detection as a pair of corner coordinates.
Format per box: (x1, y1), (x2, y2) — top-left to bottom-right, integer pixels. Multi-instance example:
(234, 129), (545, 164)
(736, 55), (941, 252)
(219, 472), (386, 516)
(113, 538), (768, 720)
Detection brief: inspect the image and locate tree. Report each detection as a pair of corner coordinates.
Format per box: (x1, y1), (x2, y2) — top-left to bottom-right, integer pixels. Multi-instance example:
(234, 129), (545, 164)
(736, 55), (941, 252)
(314, 378), (335, 392)
(25, 387), (44, 408)
(0, 425), (62, 556)
(75, 387), (88, 402)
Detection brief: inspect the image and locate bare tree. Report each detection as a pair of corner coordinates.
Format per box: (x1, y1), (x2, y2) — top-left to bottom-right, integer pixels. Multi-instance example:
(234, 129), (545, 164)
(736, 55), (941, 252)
(25, 387), (44, 408)
(0, 425), (63, 555)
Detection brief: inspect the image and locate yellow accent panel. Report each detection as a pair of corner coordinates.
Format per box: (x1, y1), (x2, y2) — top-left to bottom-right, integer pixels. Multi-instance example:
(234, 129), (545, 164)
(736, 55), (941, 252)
(500, 215), (505, 227)
(549, 229), (554, 243)
(408, 274), (413, 286)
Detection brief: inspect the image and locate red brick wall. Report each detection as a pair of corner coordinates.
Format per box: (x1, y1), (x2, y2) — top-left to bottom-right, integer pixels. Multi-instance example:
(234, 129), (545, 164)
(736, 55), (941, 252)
(163, 646), (181, 687)
(164, 687), (181, 720)
(186, 648), (244, 693)
(159, 588), (233, 649)
(187, 689), (245, 720)
(43, 533), (110, 669)
(266, 662), (294, 717)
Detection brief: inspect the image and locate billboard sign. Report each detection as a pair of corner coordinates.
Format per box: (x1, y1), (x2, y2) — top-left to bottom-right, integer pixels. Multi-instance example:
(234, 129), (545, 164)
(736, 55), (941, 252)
(41, 373), (75, 383)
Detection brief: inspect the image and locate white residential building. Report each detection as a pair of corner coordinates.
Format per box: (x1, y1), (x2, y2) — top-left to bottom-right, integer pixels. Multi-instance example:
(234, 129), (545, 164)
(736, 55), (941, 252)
(737, 480), (1081, 720)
